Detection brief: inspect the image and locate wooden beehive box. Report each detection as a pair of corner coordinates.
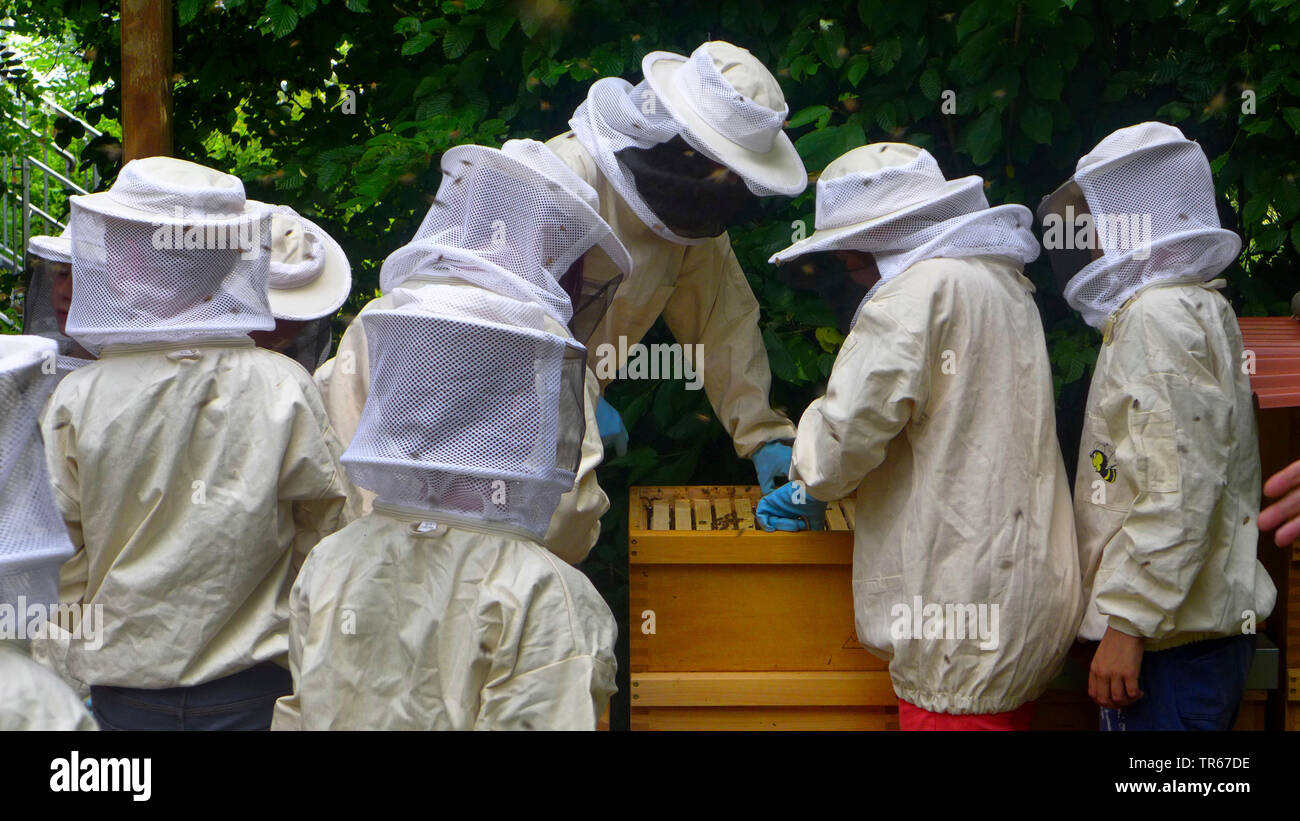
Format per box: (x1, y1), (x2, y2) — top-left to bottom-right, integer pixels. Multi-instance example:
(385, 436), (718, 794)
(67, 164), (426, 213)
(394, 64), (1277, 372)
(628, 485), (899, 730)
(629, 484), (1275, 731)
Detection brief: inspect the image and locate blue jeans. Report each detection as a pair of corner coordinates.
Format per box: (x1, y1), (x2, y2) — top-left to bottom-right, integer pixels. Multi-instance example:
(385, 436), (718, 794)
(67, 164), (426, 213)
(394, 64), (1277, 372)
(90, 661), (292, 731)
(1099, 634), (1255, 731)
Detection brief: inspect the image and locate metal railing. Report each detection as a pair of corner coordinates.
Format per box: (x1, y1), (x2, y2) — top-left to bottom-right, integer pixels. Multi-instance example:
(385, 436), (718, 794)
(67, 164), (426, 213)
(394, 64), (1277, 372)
(1, 89), (101, 326)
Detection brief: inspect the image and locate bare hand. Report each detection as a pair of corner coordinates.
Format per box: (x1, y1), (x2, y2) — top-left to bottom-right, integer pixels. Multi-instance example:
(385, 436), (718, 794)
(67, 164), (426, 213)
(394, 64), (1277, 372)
(1089, 627), (1145, 709)
(1259, 458), (1300, 547)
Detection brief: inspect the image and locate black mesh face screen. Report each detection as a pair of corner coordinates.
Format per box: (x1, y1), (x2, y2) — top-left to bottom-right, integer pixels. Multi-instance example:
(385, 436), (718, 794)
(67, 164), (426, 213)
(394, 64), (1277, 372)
(616, 136), (757, 238)
(776, 252), (878, 335)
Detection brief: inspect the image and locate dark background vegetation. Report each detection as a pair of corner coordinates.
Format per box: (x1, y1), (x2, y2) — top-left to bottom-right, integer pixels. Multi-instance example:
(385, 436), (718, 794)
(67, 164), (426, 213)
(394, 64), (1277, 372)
(3, 0), (1297, 728)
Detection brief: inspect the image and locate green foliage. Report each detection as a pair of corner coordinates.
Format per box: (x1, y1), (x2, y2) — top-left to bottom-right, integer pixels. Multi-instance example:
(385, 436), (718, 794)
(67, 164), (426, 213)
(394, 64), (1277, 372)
(6, 0), (1300, 727)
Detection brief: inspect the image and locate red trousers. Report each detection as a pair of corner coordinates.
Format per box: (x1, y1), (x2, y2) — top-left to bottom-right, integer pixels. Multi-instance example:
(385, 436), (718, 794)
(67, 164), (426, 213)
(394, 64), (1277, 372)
(898, 698), (1036, 731)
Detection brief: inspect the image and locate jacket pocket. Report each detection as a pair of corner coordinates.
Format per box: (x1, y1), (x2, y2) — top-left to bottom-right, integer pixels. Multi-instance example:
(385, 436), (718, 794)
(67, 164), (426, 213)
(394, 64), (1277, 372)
(1131, 408), (1181, 494)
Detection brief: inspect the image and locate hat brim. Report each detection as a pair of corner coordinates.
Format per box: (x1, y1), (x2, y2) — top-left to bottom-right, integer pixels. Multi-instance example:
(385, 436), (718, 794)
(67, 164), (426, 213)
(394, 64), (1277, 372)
(642, 51), (808, 197)
(26, 235), (72, 265)
(266, 217), (353, 321)
(768, 176), (984, 264)
(71, 190), (268, 226)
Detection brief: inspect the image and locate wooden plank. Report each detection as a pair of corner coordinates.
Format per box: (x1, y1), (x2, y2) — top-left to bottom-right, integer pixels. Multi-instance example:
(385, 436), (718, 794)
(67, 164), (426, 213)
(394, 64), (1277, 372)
(631, 671), (896, 707)
(734, 498), (755, 530)
(825, 501), (849, 531)
(632, 706), (899, 731)
(693, 499), (713, 531)
(629, 531), (853, 565)
(632, 563), (881, 671)
(673, 500), (691, 531)
(650, 501), (670, 531)
(841, 500), (856, 530)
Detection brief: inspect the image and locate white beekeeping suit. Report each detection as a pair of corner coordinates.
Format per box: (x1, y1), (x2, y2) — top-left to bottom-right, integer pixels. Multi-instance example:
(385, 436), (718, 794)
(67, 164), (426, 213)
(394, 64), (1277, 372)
(273, 287), (618, 730)
(41, 156), (356, 691)
(769, 143), (1083, 716)
(0, 335), (96, 731)
(1038, 122), (1275, 647)
(315, 139), (631, 564)
(549, 41), (806, 486)
(21, 232), (93, 375)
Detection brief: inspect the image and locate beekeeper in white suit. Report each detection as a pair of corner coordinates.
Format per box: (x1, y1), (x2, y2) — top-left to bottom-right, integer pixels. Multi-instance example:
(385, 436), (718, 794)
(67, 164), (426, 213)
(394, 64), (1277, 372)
(757, 143), (1083, 730)
(548, 41), (805, 492)
(41, 157), (356, 730)
(315, 139), (632, 564)
(250, 205), (352, 373)
(273, 285), (617, 730)
(21, 232), (93, 374)
(1038, 122), (1275, 730)
(0, 335), (96, 731)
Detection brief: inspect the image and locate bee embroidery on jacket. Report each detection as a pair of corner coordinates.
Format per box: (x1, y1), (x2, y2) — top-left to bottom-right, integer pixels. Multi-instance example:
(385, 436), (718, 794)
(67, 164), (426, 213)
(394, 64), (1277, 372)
(1090, 448), (1118, 483)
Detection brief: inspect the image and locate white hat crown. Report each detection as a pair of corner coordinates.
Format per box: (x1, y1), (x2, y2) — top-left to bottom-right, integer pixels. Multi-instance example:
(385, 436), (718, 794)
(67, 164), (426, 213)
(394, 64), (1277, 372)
(816, 144), (968, 231)
(671, 41), (789, 154)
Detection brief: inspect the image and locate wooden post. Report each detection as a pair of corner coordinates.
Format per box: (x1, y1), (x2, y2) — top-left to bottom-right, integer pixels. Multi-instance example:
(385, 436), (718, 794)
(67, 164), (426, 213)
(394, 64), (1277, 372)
(121, 0), (173, 161)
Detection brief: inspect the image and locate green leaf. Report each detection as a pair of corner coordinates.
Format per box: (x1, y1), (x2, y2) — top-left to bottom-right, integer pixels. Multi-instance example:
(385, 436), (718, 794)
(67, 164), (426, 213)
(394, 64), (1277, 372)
(1154, 101), (1191, 123)
(401, 33), (437, 56)
(443, 25), (473, 60)
(815, 326), (844, 353)
(1243, 195), (1270, 227)
(345, 0), (369, 11)
(847, 55), (870, 87)
(787, 104), (832, 129)
(919, 67), (942, 101)
(266, 0), (299, 38)
(393, 16), (420, 36)
(485, 14), (516, 49)
(1019, 103), (1052, 144)
(763, 328), (798, 383)
(963, 108), (1002, 165)
(1027, 60), (1063, 100)
(178, 0), (200, 26)
(955, 0), (992, 41)
(1282, 107), (1300, 134)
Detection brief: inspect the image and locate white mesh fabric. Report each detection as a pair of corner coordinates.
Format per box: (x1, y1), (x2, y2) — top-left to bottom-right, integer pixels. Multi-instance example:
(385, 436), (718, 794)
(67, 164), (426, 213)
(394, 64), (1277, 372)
(671, 46), (788, 153)
(380, 141), (628, 326)
(66, 201), (274, 353)
(816, 153), (964, 231)
(0, 336), (75, 619)
(1064, 125), (1240, 329)
(342, 285), (585, 539)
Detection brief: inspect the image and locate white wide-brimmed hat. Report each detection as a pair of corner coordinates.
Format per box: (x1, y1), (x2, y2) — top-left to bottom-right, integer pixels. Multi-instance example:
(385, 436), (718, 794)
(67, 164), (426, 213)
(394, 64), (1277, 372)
(770, 143), (983, 264)
(26, 233), (71, 264)
(73, 156), (268, 226)
(643, 41), (807, 197)
(258, 205), (352, 321)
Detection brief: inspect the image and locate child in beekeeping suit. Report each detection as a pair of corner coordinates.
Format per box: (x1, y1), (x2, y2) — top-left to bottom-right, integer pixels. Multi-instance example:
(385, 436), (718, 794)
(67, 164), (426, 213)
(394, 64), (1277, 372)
(41, 156), (356, 730)
(22, 232), (93, 374)
(0, 335), (96, 730)
(272, 281), (618, 730)
(314, 139), (632, 565)
(1038, 122), (1276, 730)
(757, 143), (1083, 731)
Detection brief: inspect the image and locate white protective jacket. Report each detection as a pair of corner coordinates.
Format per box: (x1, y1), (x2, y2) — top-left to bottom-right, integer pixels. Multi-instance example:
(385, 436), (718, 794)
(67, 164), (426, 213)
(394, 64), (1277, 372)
(790, 256), (1083, 715)
(314, 278), (609, 565)
(545, 132), (797, 457)
(41, 339), (356, 689)
(1073, 281), (1276, 649)
(0, 642), (97, 730)
(271, 507), (618, 730)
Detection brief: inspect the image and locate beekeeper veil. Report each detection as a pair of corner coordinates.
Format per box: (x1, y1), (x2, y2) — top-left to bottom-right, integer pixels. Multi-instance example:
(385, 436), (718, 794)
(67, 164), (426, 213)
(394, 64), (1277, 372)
(570, 41), (807, 245)
(65, 156), (274, 354)
(381, 140), (632, 343)
(1036, 121), (1241, 329)
(0, 336), (76, 642)
(769, 143), (1040, 332)
(253, 204), (352, 371)
(21, 232), (91, 374)
(341, 285), (587, 540)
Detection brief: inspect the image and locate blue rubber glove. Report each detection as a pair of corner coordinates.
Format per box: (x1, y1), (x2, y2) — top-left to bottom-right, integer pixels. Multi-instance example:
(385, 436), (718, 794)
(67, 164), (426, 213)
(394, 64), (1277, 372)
(752, 441), (794, 495)
(595, 395), (628, 457)
(756, 481), (826, 532)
